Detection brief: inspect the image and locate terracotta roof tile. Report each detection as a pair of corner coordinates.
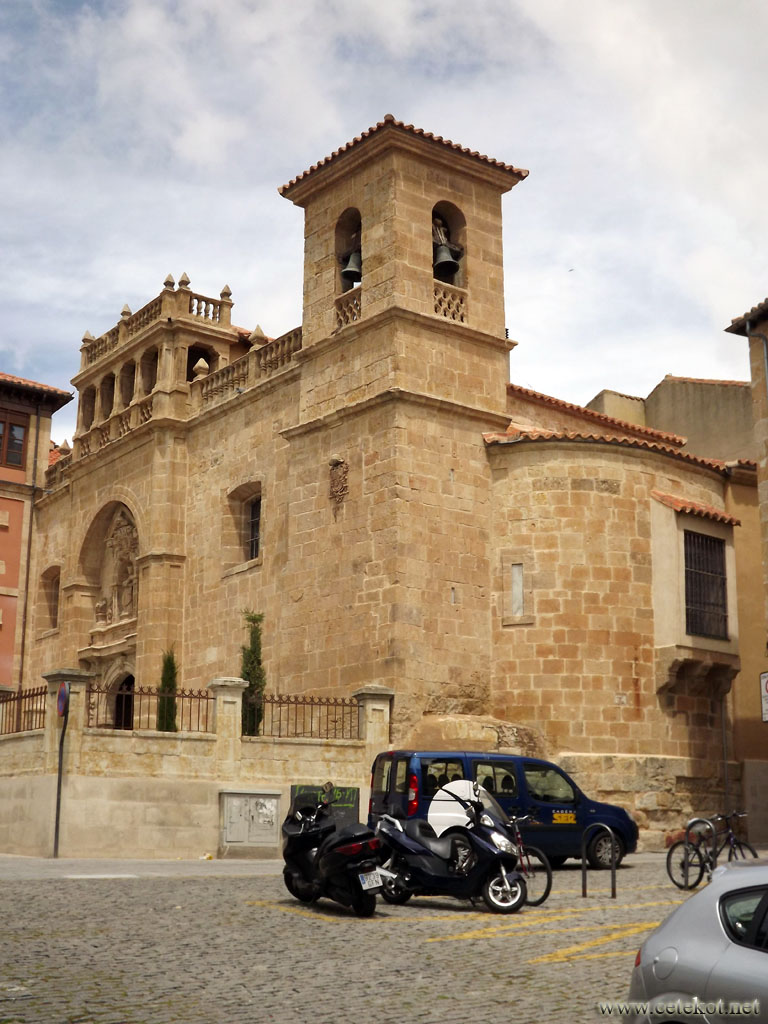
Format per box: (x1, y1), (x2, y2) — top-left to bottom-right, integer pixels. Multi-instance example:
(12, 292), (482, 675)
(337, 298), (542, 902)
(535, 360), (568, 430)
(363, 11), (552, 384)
(651, 490), (740, 526)
(0, 371), (71, 399)
(726, 298), (768, 335)
(279, 114), (529, 196)
(506, 382), (686, 445)
(483, 427), (729, 473)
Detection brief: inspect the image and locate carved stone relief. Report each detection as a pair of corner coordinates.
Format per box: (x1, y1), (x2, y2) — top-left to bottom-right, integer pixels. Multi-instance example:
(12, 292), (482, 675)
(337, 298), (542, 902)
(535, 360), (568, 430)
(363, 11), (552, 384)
(94, 507), (139, 624)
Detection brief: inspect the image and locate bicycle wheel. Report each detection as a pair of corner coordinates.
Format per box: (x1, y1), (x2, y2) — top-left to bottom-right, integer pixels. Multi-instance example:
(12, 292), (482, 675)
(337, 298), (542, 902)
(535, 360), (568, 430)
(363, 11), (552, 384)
(666, 841), (705, 889)
(518, 845), (553, 906)
(728, 840), (759, 861)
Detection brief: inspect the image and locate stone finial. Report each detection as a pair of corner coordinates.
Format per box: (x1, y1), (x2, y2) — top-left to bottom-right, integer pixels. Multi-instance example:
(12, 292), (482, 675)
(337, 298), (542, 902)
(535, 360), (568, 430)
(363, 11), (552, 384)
(59, 440), (71, 453)
(163, 274), (175, 291)
(220, 284), (232, 299)
(82, 330), (95, 343)
(249, 324), (266, 343)
(192, 357), (209, 380)
(121, 304), (132, 319)
(178, 272), (191, 290)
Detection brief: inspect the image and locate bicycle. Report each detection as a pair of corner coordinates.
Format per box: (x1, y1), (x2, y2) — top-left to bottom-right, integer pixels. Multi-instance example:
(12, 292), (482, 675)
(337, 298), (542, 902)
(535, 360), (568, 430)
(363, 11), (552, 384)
(666, 811), (758, 890)
(505, 813), (553, 906)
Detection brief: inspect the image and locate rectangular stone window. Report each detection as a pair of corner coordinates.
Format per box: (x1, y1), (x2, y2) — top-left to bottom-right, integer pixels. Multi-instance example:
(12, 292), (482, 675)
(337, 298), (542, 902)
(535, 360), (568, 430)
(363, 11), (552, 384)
(684, 530), (728, 640)
(501, 554), (534, 626)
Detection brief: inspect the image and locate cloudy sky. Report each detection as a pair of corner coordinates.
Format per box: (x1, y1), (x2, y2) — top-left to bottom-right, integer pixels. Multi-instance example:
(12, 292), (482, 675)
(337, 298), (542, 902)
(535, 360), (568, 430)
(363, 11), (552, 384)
(1, 0), (766, 442)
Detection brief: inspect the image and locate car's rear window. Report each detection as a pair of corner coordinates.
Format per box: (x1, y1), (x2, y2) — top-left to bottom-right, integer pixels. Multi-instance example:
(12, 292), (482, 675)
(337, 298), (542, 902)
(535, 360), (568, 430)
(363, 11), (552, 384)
(372, 756), (392, 795)
(420, 758), (464, 797)
(393, 758), (408, 794)
(721, 888), (768, 946)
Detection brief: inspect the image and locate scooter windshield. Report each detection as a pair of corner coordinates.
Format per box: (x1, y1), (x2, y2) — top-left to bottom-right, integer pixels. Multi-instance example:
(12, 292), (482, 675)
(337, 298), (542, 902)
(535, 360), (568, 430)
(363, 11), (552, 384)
(427, 779), (506, 835)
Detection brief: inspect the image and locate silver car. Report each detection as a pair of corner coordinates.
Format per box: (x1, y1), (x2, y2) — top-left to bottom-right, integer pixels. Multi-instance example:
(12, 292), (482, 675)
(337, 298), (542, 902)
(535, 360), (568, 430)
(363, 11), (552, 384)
(627, 860), (768, 1023)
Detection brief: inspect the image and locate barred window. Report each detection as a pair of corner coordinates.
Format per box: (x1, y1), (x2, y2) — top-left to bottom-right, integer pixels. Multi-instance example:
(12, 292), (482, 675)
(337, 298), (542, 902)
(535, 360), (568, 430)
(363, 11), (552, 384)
(684, 530), (728, 640)
(248, 497), (261, 561)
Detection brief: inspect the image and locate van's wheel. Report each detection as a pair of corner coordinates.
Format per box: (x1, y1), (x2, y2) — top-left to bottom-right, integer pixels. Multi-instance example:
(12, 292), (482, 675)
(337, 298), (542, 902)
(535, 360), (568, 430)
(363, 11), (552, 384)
(482, 871), (527, 914)
(587, 833), (625, 869)
(547, 856), (567, 869)
(283, 870), (317, 903)
(351, 892), (377, 917)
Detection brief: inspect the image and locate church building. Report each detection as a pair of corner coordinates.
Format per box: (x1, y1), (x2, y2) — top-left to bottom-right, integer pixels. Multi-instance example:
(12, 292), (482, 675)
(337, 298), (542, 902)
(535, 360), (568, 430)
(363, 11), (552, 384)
(4, 116), (766, 857)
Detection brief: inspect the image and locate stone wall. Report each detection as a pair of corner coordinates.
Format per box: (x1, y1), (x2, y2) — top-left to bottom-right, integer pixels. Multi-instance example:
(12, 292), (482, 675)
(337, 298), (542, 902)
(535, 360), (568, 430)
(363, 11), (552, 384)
(0, 676), (393, 859)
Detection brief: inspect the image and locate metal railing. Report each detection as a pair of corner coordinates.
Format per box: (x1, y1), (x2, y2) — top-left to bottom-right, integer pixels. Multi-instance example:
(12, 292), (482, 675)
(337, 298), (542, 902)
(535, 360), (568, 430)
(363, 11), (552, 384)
(0, 686), (47, 735)
(86, 683), (214, 733)
(242, 693), (360, 739)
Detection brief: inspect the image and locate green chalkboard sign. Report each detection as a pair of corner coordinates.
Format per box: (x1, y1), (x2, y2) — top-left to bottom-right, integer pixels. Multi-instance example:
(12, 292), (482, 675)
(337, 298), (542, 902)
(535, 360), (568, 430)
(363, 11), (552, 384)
(290, 784), (360, 829)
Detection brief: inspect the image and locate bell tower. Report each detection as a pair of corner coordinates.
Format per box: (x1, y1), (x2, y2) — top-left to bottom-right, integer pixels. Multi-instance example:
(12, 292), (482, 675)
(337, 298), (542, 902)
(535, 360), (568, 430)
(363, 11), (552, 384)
(279, 115), (528, 421)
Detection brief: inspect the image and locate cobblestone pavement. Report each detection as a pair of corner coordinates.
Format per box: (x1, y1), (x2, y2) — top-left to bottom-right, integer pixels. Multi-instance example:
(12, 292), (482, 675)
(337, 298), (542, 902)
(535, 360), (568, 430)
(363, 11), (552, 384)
(0, 853), (693, 1024)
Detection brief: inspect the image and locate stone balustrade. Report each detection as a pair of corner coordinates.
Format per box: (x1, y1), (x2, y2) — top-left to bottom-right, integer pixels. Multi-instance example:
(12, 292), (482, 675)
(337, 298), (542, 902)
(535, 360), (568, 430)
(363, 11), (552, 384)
(191, 326), (302, 413)
(81, 276), (234, 371)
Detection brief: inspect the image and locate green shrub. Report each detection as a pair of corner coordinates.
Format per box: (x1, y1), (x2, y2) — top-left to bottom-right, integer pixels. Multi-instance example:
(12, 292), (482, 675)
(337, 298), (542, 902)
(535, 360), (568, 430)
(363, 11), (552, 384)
(156, 648), (178, 732)
(241, 610), (265, 736)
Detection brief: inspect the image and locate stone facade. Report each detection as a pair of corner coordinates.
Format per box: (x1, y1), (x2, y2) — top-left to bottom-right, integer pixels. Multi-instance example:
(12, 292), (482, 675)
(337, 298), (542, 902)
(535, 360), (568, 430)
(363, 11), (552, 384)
(0, 374), (71, 690)
(4, 116), (767, 856)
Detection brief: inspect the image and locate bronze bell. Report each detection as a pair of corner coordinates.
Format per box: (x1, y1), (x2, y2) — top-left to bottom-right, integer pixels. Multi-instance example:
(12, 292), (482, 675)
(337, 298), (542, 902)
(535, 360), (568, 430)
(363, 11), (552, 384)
(433, 244), (460, 278)
(341, 249), (362, 284)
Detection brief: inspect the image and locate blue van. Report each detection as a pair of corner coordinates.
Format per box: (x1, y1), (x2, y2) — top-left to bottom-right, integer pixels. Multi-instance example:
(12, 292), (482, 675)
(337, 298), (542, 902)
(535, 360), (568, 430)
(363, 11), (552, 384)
(367, 750), (638, 868)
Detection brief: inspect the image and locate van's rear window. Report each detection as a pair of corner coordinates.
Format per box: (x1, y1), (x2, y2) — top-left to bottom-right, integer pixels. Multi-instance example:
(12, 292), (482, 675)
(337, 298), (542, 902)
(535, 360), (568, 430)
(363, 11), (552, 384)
(421, 759), (464, 797)
(372, 756), (392, 794)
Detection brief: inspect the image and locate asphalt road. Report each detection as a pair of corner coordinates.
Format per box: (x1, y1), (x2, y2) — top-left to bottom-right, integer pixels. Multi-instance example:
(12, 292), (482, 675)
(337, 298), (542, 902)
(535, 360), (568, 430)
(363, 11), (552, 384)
(0, 853), (691, 1024)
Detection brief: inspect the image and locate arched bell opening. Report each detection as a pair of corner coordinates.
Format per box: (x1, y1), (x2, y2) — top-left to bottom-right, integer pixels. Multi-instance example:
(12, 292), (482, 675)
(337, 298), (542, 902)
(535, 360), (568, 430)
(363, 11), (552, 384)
(431, 201), (466, 287)
(335, 208), (362, 293)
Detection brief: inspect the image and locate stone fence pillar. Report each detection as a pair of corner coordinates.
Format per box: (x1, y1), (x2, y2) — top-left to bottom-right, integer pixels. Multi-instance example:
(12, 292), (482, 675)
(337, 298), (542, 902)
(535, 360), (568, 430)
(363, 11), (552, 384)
(353, 684), (394, 754)
(207, 677), (247, 779)
(42, 668), (93, 776)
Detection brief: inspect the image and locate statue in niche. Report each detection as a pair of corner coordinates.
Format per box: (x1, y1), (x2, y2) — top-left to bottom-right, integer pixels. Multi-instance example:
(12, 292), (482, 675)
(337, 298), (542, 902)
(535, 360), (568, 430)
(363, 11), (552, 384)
(94, 507), (139, 625)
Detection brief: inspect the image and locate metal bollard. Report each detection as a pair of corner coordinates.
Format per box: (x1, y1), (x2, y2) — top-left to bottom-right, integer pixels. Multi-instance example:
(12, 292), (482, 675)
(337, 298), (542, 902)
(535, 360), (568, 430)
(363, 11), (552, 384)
(581, 823), (618, 899)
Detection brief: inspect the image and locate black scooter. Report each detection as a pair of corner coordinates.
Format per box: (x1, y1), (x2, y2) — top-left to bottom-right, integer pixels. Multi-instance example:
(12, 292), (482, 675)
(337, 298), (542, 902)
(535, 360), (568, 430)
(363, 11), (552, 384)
(375, 781), (527, 913)
(282, 781), (385, 917)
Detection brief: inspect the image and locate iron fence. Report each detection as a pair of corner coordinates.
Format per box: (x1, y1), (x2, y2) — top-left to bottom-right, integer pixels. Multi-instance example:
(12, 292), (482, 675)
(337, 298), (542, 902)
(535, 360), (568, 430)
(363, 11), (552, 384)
(0, 686), (47, 735)
(243, 693), (360, 739)
(86, 682), (214, 733)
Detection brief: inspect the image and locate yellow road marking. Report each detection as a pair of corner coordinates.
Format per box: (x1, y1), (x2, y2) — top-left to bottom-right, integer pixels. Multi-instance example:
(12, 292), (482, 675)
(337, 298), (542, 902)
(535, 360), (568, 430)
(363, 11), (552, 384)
(528, 922), (655, 963)
(426, 898), (682, 943)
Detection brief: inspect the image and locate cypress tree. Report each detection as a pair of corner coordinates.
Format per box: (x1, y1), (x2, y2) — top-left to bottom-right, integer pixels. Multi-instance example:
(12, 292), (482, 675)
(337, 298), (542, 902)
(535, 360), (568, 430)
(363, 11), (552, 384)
(157, 648), (178, 732)
(241, 610), (266, 736)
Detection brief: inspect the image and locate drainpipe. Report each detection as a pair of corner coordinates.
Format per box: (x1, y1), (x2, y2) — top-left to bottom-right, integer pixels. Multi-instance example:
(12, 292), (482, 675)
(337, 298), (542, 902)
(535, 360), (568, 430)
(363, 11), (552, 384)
(17, 404), (41, 698)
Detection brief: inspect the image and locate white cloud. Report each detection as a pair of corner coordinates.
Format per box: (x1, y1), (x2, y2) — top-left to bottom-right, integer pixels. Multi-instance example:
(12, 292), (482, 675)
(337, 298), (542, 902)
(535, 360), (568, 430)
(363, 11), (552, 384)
(0, 0), (764, 442)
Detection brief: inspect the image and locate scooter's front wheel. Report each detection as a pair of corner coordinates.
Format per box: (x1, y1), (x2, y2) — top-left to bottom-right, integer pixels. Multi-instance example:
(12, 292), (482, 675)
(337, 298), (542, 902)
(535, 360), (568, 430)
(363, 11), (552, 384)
(482, 870), (527, 914)
(283, 869), (317, 904)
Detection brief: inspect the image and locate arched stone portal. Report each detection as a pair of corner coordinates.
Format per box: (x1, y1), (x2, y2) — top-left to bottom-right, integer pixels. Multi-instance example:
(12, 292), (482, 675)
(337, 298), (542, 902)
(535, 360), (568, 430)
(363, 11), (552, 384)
(114, 674), (135, 730)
